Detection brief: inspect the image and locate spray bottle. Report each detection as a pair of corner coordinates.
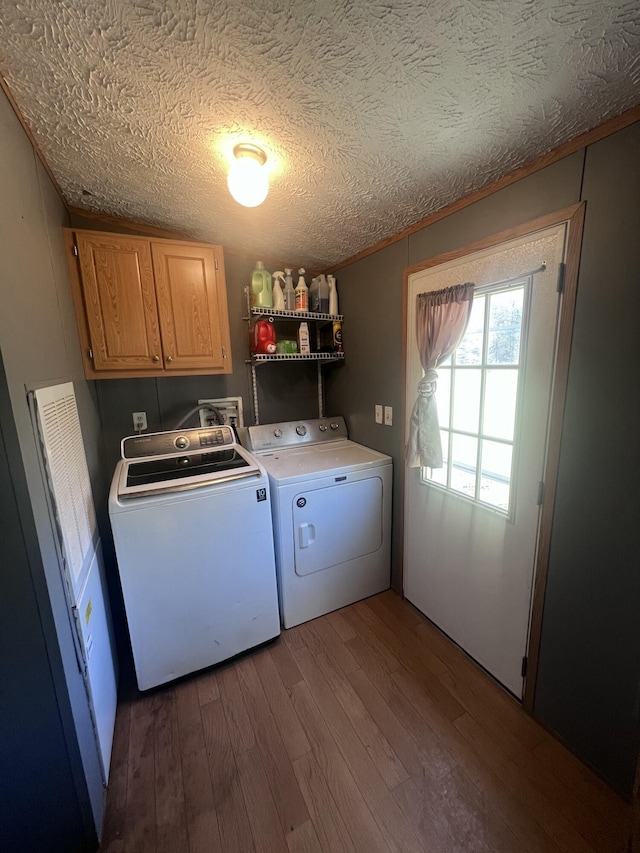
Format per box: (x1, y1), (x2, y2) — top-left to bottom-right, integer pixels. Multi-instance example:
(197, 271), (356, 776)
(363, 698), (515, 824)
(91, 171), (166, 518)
(272, 271), (285, 310)
(283, 268), (296, 311)
(295, 268), (308, 312)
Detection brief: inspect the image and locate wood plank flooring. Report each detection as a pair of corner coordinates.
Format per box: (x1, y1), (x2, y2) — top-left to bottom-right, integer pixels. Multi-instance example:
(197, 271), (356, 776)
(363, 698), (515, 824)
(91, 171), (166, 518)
(100, 591), (628, 852)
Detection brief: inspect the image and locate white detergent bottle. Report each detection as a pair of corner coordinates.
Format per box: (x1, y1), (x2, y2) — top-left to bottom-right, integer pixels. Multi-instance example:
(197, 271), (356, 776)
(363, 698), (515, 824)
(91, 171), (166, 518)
(328, 275), (339, 315)
(283, 268), (296, 311)
(317, 274), (330, 314)
(272, 271), (285, 310)
(295, 268), (308, 312)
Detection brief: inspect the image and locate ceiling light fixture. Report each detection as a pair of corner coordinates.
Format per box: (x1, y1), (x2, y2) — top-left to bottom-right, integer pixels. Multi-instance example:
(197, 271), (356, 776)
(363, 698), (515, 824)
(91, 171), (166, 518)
(227, 143), (269, 208)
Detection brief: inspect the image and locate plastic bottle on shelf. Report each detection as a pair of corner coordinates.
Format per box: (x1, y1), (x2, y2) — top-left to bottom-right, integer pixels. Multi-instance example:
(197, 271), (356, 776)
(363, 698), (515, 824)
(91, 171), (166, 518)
(333, 320), (343, 353)
(251, 261), (272, 308)
(309, 277), (320, 312)
(317, 274), (329, 314)
(283, 268), (296, 311)
(328, 275), (338, 315)
(250, 317), (277, 354)
(295, 268), (308, 312)
(272, 271), (285, 310)
(297, 322), (310, 354)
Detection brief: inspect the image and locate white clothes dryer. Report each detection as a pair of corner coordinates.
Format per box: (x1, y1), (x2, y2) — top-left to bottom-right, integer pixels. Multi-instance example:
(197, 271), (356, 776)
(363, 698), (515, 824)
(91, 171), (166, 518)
(245, 417), (392, 628)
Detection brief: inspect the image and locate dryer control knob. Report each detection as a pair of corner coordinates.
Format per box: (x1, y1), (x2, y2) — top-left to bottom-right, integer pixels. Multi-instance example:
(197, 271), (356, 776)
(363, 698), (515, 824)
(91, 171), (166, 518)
(296, 425), (307, 436)
(319, 423), (328, 432)
(330, 422), (340, 430)
(273, 428), (283, 438)
(174, 435), (189, 449)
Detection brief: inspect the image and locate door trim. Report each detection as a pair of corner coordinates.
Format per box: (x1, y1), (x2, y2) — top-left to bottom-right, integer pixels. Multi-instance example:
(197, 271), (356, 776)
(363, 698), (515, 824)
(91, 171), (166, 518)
(400, 202), (586, 712)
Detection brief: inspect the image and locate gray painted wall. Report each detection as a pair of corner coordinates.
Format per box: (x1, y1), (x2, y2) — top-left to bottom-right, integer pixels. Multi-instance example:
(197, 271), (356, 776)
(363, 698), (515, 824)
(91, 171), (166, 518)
(326, 129), (640, 796)
(0, 87), (108, 845)
(534, 122), (640, 794)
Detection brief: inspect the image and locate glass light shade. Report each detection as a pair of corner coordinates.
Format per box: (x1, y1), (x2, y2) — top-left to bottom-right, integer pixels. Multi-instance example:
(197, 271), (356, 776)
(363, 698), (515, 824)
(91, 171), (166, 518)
(227, 155), (269, 207)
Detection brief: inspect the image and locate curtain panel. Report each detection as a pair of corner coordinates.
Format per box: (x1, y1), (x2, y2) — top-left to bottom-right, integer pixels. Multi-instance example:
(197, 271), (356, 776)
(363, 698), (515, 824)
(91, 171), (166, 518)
(407, 282), (474, 468)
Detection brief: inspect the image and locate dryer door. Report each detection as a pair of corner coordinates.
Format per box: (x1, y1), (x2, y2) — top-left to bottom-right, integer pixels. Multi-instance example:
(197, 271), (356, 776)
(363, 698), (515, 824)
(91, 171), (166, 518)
(293, 476), (383, 576)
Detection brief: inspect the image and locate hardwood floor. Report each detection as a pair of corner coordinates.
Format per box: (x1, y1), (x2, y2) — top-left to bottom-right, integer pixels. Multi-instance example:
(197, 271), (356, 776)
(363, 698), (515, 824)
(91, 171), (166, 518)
(100, 591), (628, 852)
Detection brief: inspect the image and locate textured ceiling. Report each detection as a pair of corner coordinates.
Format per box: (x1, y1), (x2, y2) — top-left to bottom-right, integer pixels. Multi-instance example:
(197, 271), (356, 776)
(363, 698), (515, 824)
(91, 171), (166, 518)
(1, 0), (639, 269)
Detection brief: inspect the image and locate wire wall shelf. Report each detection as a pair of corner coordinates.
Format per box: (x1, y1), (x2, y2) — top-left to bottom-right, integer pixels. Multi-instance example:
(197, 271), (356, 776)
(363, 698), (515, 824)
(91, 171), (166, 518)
(250, 307), (343, 323)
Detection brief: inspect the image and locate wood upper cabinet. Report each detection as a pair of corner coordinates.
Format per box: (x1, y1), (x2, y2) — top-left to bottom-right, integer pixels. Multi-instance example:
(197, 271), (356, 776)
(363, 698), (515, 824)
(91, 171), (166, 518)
(65, 229), (232, 378)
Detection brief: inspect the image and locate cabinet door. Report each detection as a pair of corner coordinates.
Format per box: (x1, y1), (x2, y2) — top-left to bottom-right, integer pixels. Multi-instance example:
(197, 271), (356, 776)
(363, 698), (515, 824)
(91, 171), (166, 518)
(76, 233), (163, 372)
(151, 242), (231, 372)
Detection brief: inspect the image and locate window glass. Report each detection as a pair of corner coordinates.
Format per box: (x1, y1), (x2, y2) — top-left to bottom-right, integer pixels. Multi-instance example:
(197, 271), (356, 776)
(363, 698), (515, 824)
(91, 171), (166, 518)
(450, 434), (477, 498)
(424, 281), (526, 515)
(452, 369), (481, 433)
(480, 440), (513, 510)
(483, 369), (518, 441)
(488, 289), (523, 365)
(456, 295), (485, 365)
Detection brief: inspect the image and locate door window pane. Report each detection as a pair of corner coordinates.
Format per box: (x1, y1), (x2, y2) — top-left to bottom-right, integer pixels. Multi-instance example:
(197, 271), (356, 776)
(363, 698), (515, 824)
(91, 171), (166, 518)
(423, 281), (527, 516)
(450, 434), (477, 498)
(480, 440), (512, 509)
(488, 289), (523, 365)
(452, 369), (481, 433)
(483, 369), (518, 441)
(456, 295), (485, 365)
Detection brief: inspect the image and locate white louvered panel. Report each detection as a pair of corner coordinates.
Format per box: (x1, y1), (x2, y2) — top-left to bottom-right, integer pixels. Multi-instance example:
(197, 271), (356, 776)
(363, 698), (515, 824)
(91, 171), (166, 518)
(34, 382), (96, 592)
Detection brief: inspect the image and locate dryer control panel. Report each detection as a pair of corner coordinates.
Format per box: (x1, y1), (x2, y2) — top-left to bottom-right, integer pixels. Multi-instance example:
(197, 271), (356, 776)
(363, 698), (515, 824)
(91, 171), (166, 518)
(246, 417), (348, 452)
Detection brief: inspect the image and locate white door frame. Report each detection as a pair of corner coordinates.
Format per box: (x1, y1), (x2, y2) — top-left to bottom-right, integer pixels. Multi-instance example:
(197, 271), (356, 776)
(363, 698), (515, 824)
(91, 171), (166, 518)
(400, 203), (585, 711)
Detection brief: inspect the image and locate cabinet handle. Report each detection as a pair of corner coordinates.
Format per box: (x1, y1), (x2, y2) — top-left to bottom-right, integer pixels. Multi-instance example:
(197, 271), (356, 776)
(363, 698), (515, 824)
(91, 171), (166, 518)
(152, 355), (160, 362)
(166, 356), (174, 363)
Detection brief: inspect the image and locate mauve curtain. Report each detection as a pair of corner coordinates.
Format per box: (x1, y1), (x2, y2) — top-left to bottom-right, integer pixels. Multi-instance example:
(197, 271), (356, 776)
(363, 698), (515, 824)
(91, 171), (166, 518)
(407, 282), (474, 468)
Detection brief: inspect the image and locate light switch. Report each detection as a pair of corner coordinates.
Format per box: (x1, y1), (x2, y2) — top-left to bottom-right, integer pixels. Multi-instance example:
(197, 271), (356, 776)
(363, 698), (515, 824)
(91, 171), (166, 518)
(384, 406), (393, 426)
(375, 404), (383, 424)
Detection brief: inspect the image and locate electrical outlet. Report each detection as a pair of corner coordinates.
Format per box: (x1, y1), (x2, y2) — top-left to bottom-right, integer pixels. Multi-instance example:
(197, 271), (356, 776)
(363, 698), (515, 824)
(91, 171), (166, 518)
(384, 405), (393, 426)
(132, 411), (147, 432)
(375, 404), (383, 424)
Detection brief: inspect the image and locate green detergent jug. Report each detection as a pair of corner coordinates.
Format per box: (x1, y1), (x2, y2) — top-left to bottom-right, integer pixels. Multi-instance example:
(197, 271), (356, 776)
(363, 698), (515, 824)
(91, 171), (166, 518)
(251, 261), (272, 308)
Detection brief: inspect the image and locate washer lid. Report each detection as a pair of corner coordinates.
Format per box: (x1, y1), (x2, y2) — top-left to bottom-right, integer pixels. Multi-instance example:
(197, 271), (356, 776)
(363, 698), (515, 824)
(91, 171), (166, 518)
(114, 444), (262, 499)
(255, 440), (391, 484)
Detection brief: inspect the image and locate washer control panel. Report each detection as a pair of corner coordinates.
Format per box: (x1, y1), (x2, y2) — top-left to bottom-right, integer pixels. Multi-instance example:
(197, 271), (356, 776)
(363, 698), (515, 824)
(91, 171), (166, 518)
(245, 417), (348, 452)
(122, 426), (234, 459)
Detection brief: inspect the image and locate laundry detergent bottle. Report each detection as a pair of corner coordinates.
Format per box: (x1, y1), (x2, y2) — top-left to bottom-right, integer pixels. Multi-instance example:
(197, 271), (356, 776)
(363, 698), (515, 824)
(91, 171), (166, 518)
(250, 316), (277, 354)
(251, 261), (272, 308)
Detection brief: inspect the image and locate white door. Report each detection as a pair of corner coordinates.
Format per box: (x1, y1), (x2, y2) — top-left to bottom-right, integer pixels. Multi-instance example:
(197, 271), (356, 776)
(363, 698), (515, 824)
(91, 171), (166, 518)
(404, 224), (566, 697)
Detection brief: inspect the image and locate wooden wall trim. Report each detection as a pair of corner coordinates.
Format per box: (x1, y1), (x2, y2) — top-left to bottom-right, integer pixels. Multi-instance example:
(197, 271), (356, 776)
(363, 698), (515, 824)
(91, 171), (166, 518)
(0, 73), (66, 205)
(67, 207), (192, 241)
(523, 202), (586, 714)
(328, 105), (640, 274)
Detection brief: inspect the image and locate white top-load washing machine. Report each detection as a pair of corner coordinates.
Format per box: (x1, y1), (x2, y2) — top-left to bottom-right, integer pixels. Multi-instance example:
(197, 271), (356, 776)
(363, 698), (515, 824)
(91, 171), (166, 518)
(245, 417), (392, 628)
(109, 425), (280, 690)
